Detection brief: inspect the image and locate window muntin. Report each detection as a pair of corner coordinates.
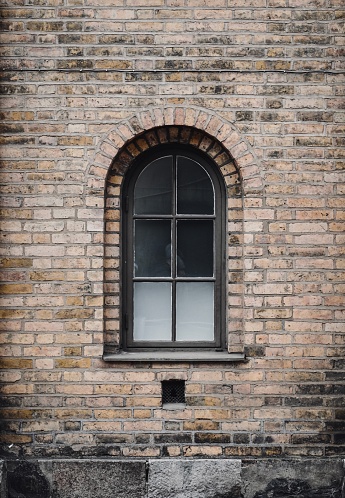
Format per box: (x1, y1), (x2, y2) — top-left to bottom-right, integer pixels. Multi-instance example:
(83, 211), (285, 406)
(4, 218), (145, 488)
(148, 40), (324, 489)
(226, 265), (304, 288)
(124, 146), (225, 350)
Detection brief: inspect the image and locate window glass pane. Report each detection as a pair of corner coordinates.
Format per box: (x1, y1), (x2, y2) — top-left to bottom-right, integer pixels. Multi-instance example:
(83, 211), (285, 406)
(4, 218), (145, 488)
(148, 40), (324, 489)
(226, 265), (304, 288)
(176, 282), (214, 341)
(134, 156), (173, 215)
(134, 220), (171, 277)
(177, 220), (213, 277)
(177, 156), (214, 215)
(134, 282), (172, 341)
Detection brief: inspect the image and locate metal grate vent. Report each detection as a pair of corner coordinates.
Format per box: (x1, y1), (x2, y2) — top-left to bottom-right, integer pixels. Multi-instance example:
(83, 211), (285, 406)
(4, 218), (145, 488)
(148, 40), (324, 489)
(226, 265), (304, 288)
(162, 380), (185, 405)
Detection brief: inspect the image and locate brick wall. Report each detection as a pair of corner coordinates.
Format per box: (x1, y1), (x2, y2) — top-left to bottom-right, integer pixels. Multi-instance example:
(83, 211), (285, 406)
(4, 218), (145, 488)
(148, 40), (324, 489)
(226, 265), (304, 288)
(0, 0), (344, 459)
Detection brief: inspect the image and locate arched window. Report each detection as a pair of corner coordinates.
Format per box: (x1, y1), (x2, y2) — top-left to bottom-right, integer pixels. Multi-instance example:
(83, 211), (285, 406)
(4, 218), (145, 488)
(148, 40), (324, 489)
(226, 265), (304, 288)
(122, 145), (226, 352)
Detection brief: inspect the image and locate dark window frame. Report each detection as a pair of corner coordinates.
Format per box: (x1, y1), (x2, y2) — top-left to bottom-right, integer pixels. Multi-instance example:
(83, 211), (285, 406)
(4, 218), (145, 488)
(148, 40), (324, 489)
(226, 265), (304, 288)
(121, 144), (227, 352)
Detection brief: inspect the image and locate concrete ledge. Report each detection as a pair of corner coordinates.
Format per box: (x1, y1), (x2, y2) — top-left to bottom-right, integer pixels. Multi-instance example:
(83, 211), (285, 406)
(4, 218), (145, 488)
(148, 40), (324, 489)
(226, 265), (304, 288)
(103, 351), (246, 362)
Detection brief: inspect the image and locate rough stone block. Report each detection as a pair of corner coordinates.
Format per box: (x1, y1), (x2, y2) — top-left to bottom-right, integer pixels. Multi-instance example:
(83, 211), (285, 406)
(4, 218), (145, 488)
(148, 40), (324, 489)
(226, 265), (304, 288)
(6, 460), (52, 498)
(148, 458), (242, 498)
(241, 458), (344, 498)
(52, 460), (146, 498)
(0, 461), (5, 498)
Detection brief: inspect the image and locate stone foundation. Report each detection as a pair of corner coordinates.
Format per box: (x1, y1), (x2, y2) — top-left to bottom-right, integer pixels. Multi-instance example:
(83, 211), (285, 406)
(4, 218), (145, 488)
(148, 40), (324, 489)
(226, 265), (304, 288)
(2, 458), (344, 498)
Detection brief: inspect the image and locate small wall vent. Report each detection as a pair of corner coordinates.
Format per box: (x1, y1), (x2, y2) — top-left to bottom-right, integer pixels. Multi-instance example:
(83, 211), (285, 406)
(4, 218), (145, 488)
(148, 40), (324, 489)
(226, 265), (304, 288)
(162, 380), (186, 407)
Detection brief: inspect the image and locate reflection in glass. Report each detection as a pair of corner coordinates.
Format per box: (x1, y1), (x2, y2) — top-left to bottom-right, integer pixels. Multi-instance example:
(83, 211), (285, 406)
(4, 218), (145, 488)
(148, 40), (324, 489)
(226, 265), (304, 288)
(176, 282), (214, 341)
(134, 156), (173, 215)
(177, 156), (214, 214)
(134, 220), (171, 277)
(177, 220), (213, 277)
(134, 282), (172, 341)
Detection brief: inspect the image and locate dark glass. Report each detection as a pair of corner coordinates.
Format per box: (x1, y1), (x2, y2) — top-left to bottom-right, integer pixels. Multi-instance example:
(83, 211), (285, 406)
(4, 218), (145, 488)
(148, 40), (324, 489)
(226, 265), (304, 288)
(134, 156), (173, 215)
(177, 156), (214, 215)
(176, 220), (213, 277)
(134, 220), (171, 277)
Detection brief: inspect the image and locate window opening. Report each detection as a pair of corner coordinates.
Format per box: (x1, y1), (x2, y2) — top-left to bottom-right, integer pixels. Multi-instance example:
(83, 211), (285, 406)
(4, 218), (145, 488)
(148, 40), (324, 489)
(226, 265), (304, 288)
(162, 380), (186, 406)
(123, 145), (226, 351)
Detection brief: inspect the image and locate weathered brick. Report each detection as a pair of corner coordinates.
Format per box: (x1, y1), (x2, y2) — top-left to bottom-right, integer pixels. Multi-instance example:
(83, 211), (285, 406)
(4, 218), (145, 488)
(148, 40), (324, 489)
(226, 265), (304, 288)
(0, 0), (342, 461)
(55, 359), (91, 369)
(0, 359), (33, 369)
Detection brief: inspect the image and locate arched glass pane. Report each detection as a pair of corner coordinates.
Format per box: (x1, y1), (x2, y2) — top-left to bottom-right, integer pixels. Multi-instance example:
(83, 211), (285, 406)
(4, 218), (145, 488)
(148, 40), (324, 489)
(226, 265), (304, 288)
(134, 156), (173, 214)
(177, 156), (214, 215)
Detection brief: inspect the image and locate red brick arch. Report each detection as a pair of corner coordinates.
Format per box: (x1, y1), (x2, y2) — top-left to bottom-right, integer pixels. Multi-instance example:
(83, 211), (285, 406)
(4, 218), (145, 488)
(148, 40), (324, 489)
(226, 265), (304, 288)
(88, 106), (262, 355)
(89, 106), (263, 195)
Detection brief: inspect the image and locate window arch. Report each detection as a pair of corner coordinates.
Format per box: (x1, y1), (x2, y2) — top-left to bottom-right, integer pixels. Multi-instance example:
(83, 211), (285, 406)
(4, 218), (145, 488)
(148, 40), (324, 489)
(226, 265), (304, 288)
(122, 145), (226, 351)
(103, 125), (245, 361)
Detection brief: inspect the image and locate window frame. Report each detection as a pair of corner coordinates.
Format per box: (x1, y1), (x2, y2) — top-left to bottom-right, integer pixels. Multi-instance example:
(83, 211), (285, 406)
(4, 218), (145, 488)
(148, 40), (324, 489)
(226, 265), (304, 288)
(121, 144), (227, 353)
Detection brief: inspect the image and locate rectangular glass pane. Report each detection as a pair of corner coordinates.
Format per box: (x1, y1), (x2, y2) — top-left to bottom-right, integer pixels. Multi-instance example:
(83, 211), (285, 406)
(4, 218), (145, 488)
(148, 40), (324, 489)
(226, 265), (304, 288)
(134, 156), (173, 215)
(134, 282), (172, 341)
(177, 220), (213, 277)
(135, 220), (171, 277)
(176, 282), (214, 341)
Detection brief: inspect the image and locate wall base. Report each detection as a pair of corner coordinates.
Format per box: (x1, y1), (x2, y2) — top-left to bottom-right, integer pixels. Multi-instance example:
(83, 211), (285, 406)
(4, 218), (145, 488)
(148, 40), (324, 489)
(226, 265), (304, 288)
(2, 458), (344, 498)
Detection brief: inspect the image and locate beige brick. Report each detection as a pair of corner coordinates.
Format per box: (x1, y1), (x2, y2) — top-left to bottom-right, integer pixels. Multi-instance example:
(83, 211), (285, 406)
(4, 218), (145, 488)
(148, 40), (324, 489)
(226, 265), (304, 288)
(190, 371), (223, 381)
(183, 446), (222, 457)
(83, 422), (122, 432)
(0, 359), (33, 369)
(55, 409), (92, 419)
(55, 359), (91, 369)
(194, 409), (230, 420)
(123, 421), (163, 431)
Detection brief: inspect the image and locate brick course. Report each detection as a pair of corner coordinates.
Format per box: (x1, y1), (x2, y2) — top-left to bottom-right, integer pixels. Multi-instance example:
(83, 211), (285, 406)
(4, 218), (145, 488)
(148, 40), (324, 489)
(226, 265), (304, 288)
(0, 0), (344, 459)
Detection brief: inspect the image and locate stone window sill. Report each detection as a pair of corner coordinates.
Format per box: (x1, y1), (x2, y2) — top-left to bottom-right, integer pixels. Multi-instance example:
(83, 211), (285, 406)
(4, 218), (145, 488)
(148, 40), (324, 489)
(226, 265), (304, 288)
(103, 351), (246, 363)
